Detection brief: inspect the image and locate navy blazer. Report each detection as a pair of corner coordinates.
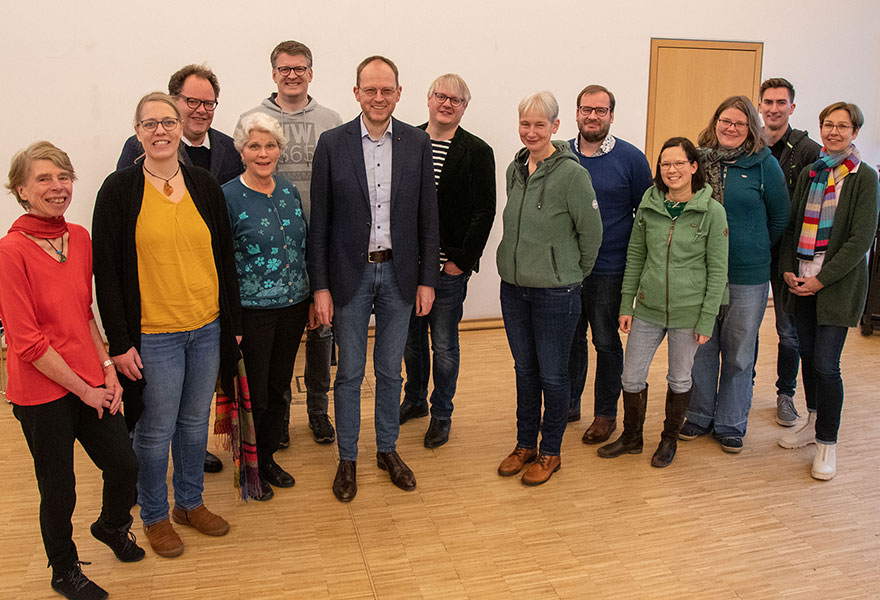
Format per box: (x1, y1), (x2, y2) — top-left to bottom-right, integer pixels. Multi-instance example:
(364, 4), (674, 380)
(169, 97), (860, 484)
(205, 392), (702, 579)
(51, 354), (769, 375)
(308, 116), (440, 307)
(116, 128), (243, 185)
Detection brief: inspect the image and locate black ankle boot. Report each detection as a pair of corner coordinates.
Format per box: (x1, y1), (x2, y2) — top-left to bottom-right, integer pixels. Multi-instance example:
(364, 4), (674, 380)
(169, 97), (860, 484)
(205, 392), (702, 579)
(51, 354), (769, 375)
(598, 386), (648, 458)
(651, 387), (691, 468)
(51, 562), (108, 600)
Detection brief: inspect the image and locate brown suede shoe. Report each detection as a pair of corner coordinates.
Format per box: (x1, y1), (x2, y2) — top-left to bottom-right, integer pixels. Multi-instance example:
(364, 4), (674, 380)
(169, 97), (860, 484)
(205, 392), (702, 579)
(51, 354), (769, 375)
(171, 504), (229, 536)
(497, 446), (537, 476)
(581, 416), (617, 444)
(143, 519), (184, 558)
(521, 454), (561, 486)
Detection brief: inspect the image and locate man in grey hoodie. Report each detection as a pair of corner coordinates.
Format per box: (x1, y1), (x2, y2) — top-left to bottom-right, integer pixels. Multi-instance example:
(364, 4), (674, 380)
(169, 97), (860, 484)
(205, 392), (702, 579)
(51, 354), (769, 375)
(238, 40), (343, 445)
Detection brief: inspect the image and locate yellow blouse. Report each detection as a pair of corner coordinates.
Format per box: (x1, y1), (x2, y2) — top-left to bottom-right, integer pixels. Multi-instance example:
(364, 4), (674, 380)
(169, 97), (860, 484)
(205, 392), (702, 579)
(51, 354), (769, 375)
(136, 181), (220, 333)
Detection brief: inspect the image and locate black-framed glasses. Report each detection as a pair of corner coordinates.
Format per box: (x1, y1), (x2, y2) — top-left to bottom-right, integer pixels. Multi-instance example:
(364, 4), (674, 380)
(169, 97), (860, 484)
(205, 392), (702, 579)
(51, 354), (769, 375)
(433, 92), (465, 107)
(179, 95), (217, 111)
(275, 65), (310, 77)
(137, 118), (180, 132)
(717, 118), (748, 130)
(578, 106), (610, 117)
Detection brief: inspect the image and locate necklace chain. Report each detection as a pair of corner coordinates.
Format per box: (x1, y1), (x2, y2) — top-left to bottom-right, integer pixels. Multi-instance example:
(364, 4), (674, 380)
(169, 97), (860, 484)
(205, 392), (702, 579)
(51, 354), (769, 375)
(143, 163), (181, 196)
(45, 236), (66, 263)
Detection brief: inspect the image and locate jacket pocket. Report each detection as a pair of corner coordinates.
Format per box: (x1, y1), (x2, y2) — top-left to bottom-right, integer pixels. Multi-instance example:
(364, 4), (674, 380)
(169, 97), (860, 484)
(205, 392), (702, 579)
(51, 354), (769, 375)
(550, 246), (561, 283)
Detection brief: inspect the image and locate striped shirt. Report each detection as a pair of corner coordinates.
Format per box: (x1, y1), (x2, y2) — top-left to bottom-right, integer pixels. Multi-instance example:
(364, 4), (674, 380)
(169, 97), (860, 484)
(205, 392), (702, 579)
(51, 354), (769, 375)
(431, 139), (452, 267)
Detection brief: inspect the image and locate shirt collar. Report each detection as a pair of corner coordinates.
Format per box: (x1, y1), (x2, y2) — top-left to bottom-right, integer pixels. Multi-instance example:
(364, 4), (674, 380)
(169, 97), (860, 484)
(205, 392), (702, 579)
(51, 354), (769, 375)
(360, 114), (393, 141)
(181, 132), (211, 149)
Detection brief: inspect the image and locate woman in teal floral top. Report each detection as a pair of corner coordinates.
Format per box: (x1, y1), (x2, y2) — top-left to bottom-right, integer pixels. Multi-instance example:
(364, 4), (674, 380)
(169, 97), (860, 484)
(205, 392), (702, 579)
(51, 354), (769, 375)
(223, 112), (310, 500)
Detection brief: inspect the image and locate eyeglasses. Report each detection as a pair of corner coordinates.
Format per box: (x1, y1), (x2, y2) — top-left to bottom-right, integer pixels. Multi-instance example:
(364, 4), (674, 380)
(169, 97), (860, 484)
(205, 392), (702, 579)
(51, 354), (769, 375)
(659, 160), (692, 171)
(717, 118), (749, 130)
(179, 95), (217, 111)
(358, 87), (397, 98)
(432, 92), (465, 107)
(275, 65), (310, 78)
(820, 121), (853, 133)
(578, 106), (610, 117)
(137, 118), (180, 132)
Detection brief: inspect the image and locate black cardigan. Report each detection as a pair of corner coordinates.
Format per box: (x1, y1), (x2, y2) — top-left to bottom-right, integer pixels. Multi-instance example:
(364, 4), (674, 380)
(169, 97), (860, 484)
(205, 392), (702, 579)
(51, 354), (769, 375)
(418, 124), (496, 273)
(92, 163), (242, 429)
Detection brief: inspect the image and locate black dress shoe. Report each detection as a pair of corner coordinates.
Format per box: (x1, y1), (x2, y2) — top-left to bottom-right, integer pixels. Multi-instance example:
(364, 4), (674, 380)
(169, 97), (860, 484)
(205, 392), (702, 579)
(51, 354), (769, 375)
(260, 460), (295, 488)
(254, 478), (274, 501)
(333, 460), (357, 502)
(204, 451), (223, 473)
(376, 450), (416, 491)
(424, 417), (451, 449)
(399, 401), (429, 424)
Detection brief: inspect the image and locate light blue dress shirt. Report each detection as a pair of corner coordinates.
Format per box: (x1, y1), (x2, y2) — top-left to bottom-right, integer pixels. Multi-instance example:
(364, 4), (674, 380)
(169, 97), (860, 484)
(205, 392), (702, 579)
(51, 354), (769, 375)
(360, 115), (393, 252)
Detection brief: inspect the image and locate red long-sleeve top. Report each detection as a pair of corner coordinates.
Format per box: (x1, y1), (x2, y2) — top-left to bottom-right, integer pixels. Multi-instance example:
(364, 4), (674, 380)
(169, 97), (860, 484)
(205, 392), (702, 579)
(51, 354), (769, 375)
(0, 224), (103, 405)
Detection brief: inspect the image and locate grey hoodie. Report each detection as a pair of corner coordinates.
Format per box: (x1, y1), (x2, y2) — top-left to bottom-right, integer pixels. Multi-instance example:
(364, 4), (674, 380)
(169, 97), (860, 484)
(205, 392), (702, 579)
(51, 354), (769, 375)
(239, 94), (342, 222)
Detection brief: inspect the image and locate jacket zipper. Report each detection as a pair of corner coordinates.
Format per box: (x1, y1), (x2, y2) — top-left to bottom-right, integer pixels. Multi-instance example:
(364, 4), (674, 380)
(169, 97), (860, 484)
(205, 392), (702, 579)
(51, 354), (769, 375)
(665, 220), (676, 327)
(513, 174), (530, 287)
(550, 247), (560, 282)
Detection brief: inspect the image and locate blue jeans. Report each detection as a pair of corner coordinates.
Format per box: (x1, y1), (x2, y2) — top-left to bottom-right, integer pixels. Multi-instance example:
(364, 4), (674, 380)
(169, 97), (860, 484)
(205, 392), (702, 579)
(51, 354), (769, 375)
(333, 262), (413, 461)
(500, 281), (581, 456)
(793, 296), (848, 443)
(688, 283), (768, 439)
(769, 266), (800, 398)
(134, 319), (220, 526)
(403, 270), (469, 420)
(621, 318), (700, 394)
(568, 273), (624, 418)
(304, 324), (332, 415)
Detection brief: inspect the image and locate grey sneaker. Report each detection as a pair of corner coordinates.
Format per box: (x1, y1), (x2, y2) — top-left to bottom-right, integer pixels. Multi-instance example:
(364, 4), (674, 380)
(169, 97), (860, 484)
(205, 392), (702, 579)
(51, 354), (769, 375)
(776, 394), (799, 427)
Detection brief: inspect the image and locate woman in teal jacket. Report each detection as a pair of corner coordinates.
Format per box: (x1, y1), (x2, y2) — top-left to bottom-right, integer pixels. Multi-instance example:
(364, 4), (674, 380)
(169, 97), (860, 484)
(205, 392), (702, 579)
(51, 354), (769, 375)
(777, 102), (879, 480)
(495, 91), (602, 486)
(598, 137), (728, 467)
(681, 96), (789, 453)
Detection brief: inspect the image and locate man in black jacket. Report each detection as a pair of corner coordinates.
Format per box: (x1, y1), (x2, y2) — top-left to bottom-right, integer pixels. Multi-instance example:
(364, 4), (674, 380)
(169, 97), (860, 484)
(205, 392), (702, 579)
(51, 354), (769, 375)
(757, 77), (821, 428)
(398, 74), (496, 448)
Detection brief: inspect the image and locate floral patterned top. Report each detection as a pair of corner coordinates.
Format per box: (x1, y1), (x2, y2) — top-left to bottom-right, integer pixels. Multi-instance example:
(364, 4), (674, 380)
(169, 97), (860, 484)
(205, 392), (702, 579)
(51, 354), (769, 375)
(223, 175), (309, 308)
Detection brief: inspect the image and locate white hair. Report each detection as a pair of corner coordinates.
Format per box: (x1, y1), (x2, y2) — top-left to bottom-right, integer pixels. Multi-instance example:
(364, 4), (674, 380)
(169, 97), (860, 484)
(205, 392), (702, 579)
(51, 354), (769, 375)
(233, 112), (288, 153)
(518, 91), (559, 122)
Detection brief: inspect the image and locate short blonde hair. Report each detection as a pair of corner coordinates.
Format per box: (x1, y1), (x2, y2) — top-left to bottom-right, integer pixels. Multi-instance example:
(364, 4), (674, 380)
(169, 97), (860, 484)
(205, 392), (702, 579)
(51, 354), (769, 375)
(518, 91), (559, 122)
(427, 74), (471, 105)
(233, 113), (289, 153)
(133, 91), (180, 128)
(6, 141), (76, 209)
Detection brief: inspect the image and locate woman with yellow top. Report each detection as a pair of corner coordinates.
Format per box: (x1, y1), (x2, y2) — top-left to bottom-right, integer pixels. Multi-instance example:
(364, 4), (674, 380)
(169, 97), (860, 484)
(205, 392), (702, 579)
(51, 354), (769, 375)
(92, 92), (242, 559)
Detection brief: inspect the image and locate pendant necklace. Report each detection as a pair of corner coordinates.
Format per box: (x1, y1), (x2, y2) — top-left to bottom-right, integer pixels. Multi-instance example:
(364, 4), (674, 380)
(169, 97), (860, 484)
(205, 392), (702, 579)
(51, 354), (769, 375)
(144, 163), (181, 196)
(46, 237), (66, 263)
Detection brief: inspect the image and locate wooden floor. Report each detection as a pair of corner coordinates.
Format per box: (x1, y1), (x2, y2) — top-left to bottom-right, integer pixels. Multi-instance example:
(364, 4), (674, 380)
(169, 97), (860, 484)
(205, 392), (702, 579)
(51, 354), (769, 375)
(2, 309), (879, 599)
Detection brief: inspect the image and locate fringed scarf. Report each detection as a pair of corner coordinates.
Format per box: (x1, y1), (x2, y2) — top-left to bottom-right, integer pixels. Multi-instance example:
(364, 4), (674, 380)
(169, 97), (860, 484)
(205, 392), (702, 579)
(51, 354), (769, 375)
(700, 145), (746, 206)
(214, 359), (262, 500)
(796, 145), (860, 261)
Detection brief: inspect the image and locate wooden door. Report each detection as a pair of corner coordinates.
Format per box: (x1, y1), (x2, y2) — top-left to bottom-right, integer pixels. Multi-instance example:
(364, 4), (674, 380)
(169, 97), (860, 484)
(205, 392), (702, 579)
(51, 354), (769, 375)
(645, 39), (763, 165)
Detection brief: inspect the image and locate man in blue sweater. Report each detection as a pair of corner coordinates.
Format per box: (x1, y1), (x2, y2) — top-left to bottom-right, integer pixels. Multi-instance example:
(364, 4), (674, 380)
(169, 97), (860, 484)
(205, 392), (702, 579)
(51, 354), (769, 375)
(567, 85), (653, 444)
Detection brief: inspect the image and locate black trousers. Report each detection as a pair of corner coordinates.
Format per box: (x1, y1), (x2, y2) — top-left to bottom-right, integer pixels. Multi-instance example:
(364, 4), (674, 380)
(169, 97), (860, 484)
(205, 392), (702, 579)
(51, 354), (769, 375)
(13, 393), (138, 571)
(239, 301), (309, 467)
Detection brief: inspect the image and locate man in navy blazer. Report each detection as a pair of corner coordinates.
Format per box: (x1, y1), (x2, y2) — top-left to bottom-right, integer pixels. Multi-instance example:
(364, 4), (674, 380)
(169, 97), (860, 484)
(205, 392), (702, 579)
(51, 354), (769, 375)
(308, 56), (439, 502)
(116, 64), (243, 186)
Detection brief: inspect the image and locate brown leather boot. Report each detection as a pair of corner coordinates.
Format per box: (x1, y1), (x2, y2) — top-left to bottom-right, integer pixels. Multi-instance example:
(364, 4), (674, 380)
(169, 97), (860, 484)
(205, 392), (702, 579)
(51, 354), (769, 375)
(521, 454), (561, 486)
(171, 504), (229, 536)
(652, 387), (691, 468)
(597, 386), (648, 458)
(143, 519), (184, 558)
(498, 447), (537, 476)
(581, 416), (617, 444)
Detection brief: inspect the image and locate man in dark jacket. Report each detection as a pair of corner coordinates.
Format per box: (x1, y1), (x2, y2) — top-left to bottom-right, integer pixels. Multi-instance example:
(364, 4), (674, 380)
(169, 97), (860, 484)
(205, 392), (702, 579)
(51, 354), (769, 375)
(117, 64), (243, 186)
(757, 77), (821, 428)
(398, 74), (496, 449)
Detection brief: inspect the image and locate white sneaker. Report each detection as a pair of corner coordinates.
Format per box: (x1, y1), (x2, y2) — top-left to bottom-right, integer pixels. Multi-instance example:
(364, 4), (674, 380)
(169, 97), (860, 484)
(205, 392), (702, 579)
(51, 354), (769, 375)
(811, 442), (836, 480)
(777, 411), (816, 449)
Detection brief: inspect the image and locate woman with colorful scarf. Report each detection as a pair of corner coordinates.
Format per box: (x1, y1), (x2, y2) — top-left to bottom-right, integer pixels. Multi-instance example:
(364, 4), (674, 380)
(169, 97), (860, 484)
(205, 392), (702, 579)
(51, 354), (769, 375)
(777, 102), (879, 480)
(680, 96), (789, 453)
(0, 142), (143, 600)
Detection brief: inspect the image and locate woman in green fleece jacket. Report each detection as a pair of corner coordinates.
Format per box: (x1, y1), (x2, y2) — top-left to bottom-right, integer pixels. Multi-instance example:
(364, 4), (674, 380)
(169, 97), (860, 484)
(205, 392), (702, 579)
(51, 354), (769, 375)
(495, 91), (602, 486)
(597, 137), (728, 468)
(776, 102), (880, 481)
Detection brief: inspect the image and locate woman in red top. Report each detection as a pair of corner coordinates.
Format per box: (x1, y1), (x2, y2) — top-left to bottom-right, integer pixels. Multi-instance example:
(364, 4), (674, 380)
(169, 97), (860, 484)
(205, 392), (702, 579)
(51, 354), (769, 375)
(0, 142), (142, 600)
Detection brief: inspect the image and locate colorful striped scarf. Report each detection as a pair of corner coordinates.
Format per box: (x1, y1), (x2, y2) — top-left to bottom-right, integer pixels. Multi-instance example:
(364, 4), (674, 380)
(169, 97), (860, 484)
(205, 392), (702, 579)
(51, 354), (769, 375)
(214, 359), (262, 500)
(797, 145), (860, 260)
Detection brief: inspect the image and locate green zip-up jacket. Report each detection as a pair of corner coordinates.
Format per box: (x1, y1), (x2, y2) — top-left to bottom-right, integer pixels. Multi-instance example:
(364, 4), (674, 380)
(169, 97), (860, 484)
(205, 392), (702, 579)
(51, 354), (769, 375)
(619, 184), (729, 337)
(496, 141), (603, 288)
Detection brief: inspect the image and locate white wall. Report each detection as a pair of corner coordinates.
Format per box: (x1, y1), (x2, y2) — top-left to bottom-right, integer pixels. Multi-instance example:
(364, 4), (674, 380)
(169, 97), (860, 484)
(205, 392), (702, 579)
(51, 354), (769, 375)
(2, 0), (877, 319)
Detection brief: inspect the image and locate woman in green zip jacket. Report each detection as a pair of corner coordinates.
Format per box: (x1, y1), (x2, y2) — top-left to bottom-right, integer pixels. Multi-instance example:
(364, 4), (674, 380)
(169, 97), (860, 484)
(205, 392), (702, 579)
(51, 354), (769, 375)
(597, 137), (728, 467)
(777, 102), (879, 480)
(495, 91), (603, 486)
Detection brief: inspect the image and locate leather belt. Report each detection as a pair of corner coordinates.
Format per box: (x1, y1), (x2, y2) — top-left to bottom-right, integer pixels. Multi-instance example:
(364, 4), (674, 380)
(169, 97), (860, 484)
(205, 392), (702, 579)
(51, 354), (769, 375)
(368, 249), (393, 263)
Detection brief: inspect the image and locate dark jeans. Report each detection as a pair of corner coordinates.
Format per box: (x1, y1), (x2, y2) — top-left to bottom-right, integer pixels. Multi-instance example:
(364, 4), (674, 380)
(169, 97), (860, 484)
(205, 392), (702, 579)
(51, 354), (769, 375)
(568, 273), (624, 418)
(403, 270), (469, 420)
(304, 324), (333, 415)
(501, 281), (581, 456)
(793, 296), (848, 443)
(240, 301), (309, 466)
(755, 256), (800, 397)
(14, 394), (138, 571)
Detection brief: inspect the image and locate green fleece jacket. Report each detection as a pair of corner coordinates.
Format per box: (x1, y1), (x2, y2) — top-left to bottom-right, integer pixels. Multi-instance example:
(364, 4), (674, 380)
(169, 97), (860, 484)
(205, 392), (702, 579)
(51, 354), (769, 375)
(496, 141), (603, 287)
(779, 162), (880, 327)
(619, 184), (729, 337)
